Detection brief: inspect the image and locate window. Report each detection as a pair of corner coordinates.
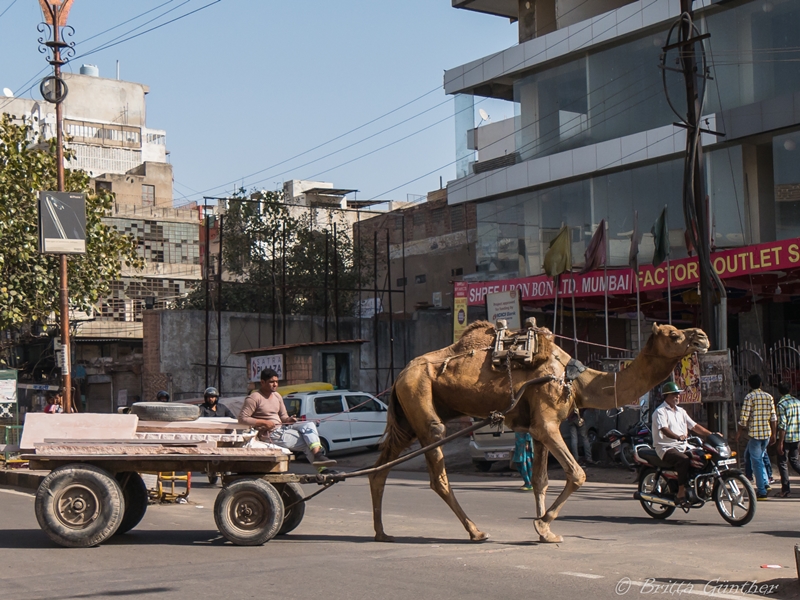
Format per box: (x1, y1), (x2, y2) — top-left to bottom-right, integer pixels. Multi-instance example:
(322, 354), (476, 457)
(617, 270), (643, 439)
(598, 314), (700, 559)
(96, 181), (112, 193)
(415, 274), (426, 284)
(396, 277), (407, 287)
(314, 395), (345, 415)
(346, 395), (380, 412)
(142, 184), (155, 206)
(451, 267), (463, 276)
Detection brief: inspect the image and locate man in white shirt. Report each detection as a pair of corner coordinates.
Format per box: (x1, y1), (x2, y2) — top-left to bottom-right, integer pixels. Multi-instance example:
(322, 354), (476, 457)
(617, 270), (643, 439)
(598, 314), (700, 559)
(652, 381), (714, 503)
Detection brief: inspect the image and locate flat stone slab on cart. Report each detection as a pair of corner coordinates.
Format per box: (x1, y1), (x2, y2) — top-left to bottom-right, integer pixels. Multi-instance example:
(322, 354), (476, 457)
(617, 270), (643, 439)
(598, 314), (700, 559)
(19, 413), (138, 449)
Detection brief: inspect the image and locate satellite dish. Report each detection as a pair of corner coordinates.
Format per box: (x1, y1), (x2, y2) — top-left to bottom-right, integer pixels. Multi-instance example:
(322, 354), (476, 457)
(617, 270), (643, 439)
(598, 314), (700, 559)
(478, 108), (490, 123)
(2, 88), (12, 98)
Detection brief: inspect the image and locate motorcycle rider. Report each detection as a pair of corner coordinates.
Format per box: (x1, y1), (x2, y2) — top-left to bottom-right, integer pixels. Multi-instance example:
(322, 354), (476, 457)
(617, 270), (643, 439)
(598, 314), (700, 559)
(199, 386), (235, 418)
(652, 381), (715, 504)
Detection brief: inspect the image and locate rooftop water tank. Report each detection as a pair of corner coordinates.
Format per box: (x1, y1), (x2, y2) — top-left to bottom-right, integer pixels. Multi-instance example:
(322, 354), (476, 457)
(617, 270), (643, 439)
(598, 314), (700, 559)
(80, 64), (99, 77)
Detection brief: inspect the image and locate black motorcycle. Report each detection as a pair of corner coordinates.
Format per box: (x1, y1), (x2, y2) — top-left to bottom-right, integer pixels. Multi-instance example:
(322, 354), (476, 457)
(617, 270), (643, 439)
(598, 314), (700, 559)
(603, 423), (651, 468)
(632, 433), (756, 526)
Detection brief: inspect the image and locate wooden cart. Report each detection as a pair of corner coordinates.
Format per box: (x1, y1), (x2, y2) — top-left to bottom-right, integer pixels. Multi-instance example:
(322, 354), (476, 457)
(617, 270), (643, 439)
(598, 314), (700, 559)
(23, 444), (335, 548)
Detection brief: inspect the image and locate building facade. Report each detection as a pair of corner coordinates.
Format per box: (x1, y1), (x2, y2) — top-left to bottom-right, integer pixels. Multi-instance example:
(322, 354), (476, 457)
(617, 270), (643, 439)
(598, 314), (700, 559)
(1, 70), (201, 411)
(445, 0), (800, 350)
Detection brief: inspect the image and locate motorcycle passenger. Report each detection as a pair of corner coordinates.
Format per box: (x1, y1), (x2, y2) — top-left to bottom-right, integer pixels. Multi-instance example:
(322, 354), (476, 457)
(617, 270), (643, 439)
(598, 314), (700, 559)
(155, 390), (170, 402)
(652, 381), (714, 504)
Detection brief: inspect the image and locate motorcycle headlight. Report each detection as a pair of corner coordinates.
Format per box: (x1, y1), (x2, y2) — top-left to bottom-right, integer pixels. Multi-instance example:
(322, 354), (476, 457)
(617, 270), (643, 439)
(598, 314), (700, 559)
(718, 445), (731, 458)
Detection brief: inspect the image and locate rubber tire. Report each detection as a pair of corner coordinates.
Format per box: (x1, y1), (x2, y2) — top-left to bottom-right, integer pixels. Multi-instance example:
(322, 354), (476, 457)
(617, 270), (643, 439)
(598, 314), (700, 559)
(115, 472), (148, 535)
(638, 468), (676, 520)
(35, 464), (125, 548)
(714, 472), (757, 527)
(130, 402), (200, 422)
(620, 443), (635, 468)
(214, 478), (285, 546)
(473, 460), (493, 472)
(320, 438), (331, 455)
(275, 482), (306, 535)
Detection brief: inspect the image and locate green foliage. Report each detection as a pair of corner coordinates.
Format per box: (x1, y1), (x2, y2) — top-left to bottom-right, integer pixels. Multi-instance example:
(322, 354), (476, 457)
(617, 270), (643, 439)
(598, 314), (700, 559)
(0, 115), (143, 331)
(177, 189), (363, 317)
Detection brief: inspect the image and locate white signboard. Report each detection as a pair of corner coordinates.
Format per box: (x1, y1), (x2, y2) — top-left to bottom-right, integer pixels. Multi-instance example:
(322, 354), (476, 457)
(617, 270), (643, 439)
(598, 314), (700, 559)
(250, 354), (285, 382)
(486, 289), (522, 330)
(0, 371), (17, 404)
(116, 389), (128, 407)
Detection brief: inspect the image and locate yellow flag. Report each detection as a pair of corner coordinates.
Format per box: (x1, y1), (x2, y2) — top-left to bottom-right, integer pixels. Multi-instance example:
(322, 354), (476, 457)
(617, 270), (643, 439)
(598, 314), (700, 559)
(543, 225), (572, 278)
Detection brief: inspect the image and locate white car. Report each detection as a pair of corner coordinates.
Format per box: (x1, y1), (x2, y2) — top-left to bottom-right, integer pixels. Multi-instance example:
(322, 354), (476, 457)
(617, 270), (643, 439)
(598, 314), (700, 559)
(282, 390), (388, 453)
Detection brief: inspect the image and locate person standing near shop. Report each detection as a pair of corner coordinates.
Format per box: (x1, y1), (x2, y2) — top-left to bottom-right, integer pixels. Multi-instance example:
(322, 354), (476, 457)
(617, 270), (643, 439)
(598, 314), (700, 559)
(776, 381), (800, 498)
(737, 374), (777, 501)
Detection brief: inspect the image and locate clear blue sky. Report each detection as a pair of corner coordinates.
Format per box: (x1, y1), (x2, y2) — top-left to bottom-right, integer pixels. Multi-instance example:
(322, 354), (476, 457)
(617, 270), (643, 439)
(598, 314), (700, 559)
(0, 1), (516, 205)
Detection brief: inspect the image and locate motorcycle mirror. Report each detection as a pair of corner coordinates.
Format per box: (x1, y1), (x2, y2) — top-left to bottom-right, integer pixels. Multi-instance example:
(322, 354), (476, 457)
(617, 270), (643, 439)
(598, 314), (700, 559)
(606, 407), (624, 417)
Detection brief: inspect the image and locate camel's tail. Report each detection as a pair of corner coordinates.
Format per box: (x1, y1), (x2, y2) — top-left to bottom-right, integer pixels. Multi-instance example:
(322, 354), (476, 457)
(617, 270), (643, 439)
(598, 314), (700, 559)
(379, 384), (415, 453)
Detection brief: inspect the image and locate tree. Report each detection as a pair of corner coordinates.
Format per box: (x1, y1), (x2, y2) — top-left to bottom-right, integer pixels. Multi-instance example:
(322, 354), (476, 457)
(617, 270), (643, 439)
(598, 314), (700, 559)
(0, 115), (143, 333)
(177, 188), (365, 318)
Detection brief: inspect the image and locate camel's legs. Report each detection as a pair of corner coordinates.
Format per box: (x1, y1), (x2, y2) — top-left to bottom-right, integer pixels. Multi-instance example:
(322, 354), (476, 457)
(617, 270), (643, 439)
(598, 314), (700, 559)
(531, 438), (550, 520)
(369, 437), (412, 542)
(420, 423), (488, 542)
(532, 423), (586, 543)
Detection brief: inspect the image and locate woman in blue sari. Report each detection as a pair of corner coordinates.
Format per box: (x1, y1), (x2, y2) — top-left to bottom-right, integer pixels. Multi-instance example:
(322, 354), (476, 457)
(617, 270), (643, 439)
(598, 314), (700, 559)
(513, 432), (534, 491)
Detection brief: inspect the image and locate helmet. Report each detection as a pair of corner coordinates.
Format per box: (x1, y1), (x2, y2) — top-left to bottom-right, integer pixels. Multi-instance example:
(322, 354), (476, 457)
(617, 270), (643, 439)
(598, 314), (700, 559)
(156, 390), (170, 401)
(204, 387), (219, 399)
(661, 381), (683, 395)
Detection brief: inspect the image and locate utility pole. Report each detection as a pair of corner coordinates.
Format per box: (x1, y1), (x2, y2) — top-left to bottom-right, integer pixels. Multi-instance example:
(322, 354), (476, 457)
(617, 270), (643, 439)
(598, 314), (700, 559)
(39, 0), (76, 412)
(666, 0), (728, 430)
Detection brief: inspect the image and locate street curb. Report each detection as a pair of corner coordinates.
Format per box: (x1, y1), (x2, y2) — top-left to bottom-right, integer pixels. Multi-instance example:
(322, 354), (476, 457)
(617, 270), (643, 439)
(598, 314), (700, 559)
(0, 469), (46, 490)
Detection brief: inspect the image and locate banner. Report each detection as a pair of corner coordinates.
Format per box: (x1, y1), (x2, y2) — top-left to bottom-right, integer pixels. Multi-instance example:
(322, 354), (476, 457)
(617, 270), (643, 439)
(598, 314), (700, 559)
(462, 237), (800, 306)
(673, 354), (701, 404)
(38, 191), (87, 254)
(453, 281), (469, 343)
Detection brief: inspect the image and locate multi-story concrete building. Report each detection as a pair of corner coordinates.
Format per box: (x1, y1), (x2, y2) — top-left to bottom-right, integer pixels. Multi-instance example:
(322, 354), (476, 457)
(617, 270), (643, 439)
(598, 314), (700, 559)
(1, 68), (201, 410)
(444, 0), (800, 350)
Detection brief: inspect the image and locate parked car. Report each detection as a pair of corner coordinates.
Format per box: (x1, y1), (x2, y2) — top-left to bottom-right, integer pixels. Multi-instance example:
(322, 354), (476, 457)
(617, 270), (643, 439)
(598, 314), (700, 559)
(282, 390), (388, 453)
(468, 409), (629, 471)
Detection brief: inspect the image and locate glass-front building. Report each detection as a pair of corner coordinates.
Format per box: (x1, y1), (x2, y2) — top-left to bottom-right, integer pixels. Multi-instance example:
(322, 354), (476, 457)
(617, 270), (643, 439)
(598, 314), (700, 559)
(446, 0), (800, 278)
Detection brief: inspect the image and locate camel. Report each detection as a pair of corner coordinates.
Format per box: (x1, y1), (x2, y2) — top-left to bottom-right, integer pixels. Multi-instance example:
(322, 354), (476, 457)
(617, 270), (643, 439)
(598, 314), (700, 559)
(368, 321), (710, 543)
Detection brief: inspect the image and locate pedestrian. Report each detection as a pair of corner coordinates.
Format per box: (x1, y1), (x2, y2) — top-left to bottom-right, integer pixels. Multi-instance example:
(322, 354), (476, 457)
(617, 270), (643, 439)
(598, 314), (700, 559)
(568, 408), (596, 465)
(736, 374), (777, 501)
(513, 432), (534, 491)
(775, 381), (800, 498)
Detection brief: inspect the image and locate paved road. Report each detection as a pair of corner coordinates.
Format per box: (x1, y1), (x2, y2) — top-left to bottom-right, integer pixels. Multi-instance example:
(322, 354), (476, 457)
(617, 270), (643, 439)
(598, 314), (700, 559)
(1, 472), (798, 600)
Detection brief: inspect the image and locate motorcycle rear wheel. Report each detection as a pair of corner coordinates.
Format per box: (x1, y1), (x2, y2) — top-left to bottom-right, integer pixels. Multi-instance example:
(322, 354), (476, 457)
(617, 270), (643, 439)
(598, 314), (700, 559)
(714, 472), (756, 526)
(620, 443), (635, 468)
(639, 468), (676, 519)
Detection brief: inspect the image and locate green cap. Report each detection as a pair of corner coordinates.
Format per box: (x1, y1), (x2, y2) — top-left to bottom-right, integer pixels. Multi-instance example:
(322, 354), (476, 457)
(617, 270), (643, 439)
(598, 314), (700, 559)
(662, 381), (683, 395)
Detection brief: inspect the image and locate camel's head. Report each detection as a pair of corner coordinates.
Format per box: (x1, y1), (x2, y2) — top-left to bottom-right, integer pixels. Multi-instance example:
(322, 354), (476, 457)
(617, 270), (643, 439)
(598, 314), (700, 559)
(649, 323), (710, 360)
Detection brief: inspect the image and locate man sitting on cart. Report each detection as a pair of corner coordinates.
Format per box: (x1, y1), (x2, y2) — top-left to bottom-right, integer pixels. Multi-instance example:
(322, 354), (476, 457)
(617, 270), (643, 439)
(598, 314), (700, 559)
(239, 368), (336, 468)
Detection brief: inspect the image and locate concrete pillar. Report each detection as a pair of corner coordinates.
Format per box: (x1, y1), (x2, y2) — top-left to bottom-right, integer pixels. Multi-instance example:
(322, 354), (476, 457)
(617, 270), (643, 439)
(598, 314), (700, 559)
(535, 0), (556, 37)
(518, 0), (537, 43)
(741, 143), (776, 244)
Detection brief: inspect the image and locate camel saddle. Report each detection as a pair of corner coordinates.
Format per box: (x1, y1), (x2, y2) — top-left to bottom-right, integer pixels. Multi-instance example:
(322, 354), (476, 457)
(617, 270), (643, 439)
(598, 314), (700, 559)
(491, 317), (539, 367)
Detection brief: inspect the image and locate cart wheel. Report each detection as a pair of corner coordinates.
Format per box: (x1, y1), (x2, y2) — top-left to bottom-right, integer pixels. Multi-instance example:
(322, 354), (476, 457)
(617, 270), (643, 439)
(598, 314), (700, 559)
(115, 472), (148, 535)
(275, 482), (305, 535)
(214, 478), (284, 546)
(35, 464), (125, 548)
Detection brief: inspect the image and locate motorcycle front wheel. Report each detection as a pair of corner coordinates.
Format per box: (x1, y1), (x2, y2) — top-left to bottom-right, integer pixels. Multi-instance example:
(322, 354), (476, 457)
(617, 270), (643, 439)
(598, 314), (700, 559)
(639, 468), (676, 519)
(714, 471), (756, 526)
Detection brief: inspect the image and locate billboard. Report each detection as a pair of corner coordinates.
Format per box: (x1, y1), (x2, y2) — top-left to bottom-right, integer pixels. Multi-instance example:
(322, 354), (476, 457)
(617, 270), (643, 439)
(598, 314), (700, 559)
(38, 191), (86, 254)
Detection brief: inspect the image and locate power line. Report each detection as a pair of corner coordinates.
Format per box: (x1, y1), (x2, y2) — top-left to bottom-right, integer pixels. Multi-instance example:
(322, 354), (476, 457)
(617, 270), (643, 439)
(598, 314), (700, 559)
(0, 0), (20, 21)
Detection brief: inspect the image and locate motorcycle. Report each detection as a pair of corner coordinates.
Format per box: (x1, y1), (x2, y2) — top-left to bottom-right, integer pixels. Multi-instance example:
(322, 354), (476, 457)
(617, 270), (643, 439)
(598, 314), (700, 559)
(602, 423), (651, 468)
(632, 433), (756, 526)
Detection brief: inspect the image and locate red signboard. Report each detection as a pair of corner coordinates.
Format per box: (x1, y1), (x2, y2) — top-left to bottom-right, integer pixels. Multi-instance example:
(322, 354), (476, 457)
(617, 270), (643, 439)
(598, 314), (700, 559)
(457, 238), (800, 307)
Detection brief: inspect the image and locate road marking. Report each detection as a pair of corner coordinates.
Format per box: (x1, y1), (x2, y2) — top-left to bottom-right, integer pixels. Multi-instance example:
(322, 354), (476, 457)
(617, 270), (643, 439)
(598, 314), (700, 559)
(560, 571), (604, 579)
(0, 488), (33, 497)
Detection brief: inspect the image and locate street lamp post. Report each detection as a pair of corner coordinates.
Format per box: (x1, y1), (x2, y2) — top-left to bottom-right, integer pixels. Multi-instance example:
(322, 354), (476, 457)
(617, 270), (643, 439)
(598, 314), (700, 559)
(38, 0), (75, 412)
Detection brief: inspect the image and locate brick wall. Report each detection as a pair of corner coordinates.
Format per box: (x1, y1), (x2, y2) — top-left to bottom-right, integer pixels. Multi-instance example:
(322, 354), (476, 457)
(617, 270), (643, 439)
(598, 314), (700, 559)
(285, 354), (313, 385)
(142, 311), (170, 401)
